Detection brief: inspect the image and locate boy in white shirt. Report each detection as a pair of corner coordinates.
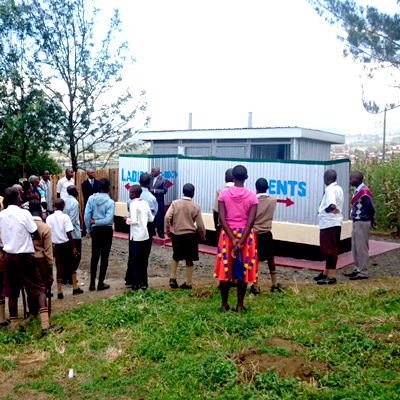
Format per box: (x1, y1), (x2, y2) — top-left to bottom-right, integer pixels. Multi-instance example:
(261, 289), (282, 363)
(126, 185), (154, 290)
(46, 198), (79, 298)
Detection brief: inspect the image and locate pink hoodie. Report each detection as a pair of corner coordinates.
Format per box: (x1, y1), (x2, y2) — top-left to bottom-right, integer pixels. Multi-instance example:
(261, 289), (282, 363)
(218, 186), (258, 229)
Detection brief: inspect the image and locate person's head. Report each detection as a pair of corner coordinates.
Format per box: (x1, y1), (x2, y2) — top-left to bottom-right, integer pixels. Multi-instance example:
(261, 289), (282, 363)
(67, 185), (78, 198)
(225, 168), (233, 184)
(255, 178), (268, 194)
(99, 178), (110, 193)
(42, 170), (50, 181)
(12, 183), (23, 196)
(29, 175), (40, 187)
(150, 166), (160, 178)
(29, 199), (42, 216)
(22, 181), (35, 199)
(183, 183), (195, 198)
(54, 197), (65, 211)
(350, 171), (363, 187)
(139, 173), (151, 188)
(232, 165), (248, 184)
(66, 168), (73, 180)
(129, 184), (142, 200)
(324, 169), (337, 186)
(87, 169), (96, 179)
(4, 187), (20, 207)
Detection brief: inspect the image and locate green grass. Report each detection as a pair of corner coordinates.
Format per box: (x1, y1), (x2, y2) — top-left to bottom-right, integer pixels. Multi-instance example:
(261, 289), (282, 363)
(1, 282), (400, 399)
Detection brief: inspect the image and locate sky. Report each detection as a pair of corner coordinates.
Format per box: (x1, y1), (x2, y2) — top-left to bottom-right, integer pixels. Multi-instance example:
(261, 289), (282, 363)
(96, 0), (400, 138)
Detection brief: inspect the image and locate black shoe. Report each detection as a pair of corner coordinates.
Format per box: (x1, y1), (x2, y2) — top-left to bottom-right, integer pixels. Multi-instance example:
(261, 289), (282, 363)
(180, 283), (192, 290)
(41, 324), (63, 336)
(58, 293), (64, 299)
(89, 285), (96, 291)
(159, 233), (165, 239)
(140, 285), (148, 291)
(317, 276), (337, 285)
(350, 275), (369, 280)
(344, 271), (358, 278)
(97, 283), (110, 291)
(271, 283), (287, 292)
(313, 273), (326, 281)
(169, 279), (179, 289)
(0, 320), (11, 331)
(73, 288), (84, 295)
(220, 305), (230, 312)
(249, 284), (261, 295)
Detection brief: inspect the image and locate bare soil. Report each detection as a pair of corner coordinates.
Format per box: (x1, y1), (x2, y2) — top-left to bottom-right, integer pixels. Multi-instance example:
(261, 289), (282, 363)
(230, 337), (330, 383)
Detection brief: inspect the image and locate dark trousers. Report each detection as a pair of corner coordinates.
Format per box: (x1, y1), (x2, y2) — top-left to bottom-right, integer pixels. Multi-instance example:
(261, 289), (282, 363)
(90, 226), (113, 286)
(126, 238), (152, 289)
(74, 239), (82, 271)
(155, 199), (165, 236)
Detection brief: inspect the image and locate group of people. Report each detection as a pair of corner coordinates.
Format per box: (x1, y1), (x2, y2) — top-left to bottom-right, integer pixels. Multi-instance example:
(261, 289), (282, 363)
(0, 169), (117, 333)
(0, 162), (376, 333)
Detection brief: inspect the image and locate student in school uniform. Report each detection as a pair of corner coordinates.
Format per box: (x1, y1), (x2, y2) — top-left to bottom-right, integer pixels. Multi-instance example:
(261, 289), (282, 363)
(27, 199), (55, 318)
(125, 185), (154, 290)
(214, 165), (258, 312)
(64, 185), (83, 279)
(165, 183), (206, 290)
(0, 187), (55, 334)
(125, 173), (158, 289)
(0, 196), (8, 330)
(46, 198), (79, 299)
(250, 178), (286, 294)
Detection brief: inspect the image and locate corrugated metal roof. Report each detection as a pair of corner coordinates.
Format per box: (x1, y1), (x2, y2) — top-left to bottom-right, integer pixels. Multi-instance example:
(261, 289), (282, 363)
(137, 126), (345, 144)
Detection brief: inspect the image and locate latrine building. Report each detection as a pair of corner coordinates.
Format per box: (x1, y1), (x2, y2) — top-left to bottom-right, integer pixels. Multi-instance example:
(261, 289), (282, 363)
(137, 126), (345, 161)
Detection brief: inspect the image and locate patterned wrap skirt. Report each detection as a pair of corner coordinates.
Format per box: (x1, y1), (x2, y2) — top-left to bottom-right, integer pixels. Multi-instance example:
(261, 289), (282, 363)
(214, 227), (258, 283)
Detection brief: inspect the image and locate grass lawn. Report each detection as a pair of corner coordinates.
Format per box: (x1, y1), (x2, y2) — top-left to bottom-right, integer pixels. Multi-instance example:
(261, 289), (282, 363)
(1, 281), (400, 399)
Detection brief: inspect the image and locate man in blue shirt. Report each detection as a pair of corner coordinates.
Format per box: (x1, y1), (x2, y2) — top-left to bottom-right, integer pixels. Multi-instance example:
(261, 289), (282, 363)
(84, 178), (115, 291)
(125, 173), (158, 290)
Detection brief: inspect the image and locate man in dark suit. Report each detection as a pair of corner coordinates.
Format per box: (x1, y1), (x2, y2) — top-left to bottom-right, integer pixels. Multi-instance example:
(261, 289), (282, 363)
(150, 166), (169, 238)
(81, 169), (101, 236)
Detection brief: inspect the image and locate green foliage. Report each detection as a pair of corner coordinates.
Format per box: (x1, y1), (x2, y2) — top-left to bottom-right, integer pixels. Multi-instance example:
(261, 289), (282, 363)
(307, 0), (400, 112)
(353, 157), (400, 232)
(1, 284), (400, 399)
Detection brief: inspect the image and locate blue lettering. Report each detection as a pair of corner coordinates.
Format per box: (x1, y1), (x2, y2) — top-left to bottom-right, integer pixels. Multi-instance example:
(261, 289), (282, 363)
(269, 180), (276, 195)
(165, 171), (171, 179)
(126, 170), (131, 181)
(288, 180), (297, 196)
(276, 180), (287, 196)
(298, 181), (307, 197)
(132, 171), (137, 182)
(122, 168), (126, 182)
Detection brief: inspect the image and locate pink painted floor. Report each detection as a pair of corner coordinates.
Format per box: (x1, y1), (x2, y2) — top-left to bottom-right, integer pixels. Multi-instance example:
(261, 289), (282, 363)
(113, 231), (400, 272)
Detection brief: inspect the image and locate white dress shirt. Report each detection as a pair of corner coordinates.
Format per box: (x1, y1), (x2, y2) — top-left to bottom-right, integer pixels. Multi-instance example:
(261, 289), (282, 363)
(0, 205), (37, 254)
(56, 177), (75, 200)
(126, 199), (154, 241)
(354, 183), (364, 194)
(318, 182), (344, 230)
(46, 210), (74, 244)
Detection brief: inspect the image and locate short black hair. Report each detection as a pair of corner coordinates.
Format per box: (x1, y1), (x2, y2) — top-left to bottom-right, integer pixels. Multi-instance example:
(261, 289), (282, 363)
(256, 178), (268, 193)
(4, 187), (19, 207)
(67, 185), (77, 195)
(130, 184), (142, 198)
(22, 181), (32, 193)
(29, 199), (42, 213)
(225, 168), (233, 183)
(232, 165), (248, 181)
(139, 173), (151, 187)
(324, 169), (337, 182)
(183, 183), (195, 198)
(99, 178), (110, 191)
(54, 198), (65, 210)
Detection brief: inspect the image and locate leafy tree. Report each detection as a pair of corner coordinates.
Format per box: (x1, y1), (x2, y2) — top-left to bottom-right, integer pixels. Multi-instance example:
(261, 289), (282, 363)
(306, 0), (400, 112)
(0, 0), (63, 188)
(25, 0), (149, 171)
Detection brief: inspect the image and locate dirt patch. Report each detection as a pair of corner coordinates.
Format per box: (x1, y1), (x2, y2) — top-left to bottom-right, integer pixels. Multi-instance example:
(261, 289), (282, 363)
(230, 338), (329, 383)
(189, 289), (215, 299)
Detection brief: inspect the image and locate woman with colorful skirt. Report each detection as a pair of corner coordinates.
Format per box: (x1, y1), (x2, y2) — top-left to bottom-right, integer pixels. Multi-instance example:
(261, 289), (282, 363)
(214, 165), (258, 311)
